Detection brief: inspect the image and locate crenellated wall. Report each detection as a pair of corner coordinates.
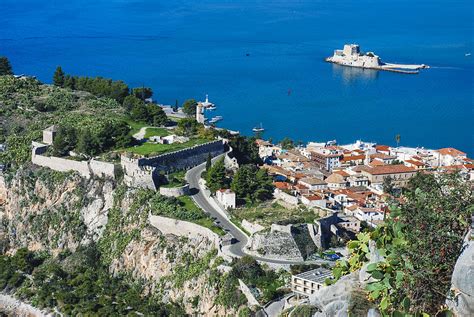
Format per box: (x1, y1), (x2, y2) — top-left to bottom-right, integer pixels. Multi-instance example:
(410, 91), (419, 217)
(138, 140), (225, 172)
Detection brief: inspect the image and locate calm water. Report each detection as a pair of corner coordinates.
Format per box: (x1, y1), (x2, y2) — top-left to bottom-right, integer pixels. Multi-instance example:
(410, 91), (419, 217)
(2, 0), (473, 155)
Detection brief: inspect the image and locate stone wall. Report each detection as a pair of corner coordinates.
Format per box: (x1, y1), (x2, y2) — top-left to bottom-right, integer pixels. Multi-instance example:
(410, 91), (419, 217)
(159, 184), (190, 197)
(138, 140), (225, 172)
(274, 189), (299, 205)
(31, 144), (116, 179)
(32, 148), (91, 177)
(121, 155), (156, 189)
(148, 215), (219, 248)
(89, 159), (116, 178)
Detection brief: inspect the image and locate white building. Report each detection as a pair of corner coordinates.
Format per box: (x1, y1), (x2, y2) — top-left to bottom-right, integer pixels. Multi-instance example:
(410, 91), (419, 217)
(354, 207), (385, 226)
(298, 177), (328, 191)
(291, 268), (333, 297)
(300, 194), (327, 209)
(216, 189), (236, 209)
(436, 148), (467, 166)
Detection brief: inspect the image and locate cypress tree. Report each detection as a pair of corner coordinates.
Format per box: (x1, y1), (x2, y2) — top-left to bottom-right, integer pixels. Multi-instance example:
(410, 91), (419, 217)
(206, 153), (212, 171)
(0, 56), (13, 75)
(53, 66), (65, 87)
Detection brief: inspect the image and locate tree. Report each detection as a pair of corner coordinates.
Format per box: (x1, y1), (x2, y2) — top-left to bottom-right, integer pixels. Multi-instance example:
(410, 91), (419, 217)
(52, 125), (77, 156)
(64, 75), (76, 89)
(382, 175), (395, 195)
(132, 87), (153, 101)
(206, 157), (227, 193)
(146, 104), (168, 126)
(176, 118), (200, 136)
(53, 66), (65, 87)
(0, 56), (13, 75)
(173, 99), (179, 112)
(395, 134), (401, 147)
(229, 136), (262, 165)
(206, 153), (212, 171)
(280, 137), (294, 150)
(182, 99), (197, 116)
(76, 130), (97, 156)
(130, 104), (148, 122)
(123, 95), (144, 113)
(231, 164), (274, 203)
(253, 168), (274, 201)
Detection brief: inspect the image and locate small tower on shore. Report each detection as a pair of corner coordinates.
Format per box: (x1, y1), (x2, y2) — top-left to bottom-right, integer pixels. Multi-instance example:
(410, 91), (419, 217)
(196, 103), (205, 124)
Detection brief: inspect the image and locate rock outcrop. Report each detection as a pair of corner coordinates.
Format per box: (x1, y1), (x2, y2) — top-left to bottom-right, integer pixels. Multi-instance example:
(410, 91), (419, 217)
(0, 166), (239, 315)
(447, 236), (474, 316)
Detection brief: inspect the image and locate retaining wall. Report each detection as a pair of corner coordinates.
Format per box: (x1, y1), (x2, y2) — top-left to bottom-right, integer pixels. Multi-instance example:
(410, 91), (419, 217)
(159, 184), (190, 197)
(148, 215), (219, 248)
(31, 146), (116, 179)
(241, 219), (265, 235)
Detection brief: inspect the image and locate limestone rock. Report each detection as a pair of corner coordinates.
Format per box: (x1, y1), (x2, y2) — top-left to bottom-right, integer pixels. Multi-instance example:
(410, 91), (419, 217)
(447, 239), (474, 316)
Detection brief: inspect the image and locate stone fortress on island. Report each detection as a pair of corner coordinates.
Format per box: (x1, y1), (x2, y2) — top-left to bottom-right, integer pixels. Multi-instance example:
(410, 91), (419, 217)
(326, 44), (429, 74)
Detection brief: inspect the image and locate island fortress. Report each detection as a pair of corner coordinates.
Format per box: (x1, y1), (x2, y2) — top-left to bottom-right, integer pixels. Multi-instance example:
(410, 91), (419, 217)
(326, 44), (429, 74)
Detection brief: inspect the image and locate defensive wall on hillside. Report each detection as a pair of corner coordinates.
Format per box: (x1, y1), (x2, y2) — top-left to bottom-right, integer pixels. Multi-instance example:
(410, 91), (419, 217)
(138, 140), (225, 171)
(121, 140), (225, 189)
(31, 143), (117, 179)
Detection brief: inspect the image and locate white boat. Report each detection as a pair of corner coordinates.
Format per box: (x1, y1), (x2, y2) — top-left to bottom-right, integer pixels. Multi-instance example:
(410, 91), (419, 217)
(207, 106), (217, 110)
(209, 116), (223, 124)
(253, 123), (265, 133)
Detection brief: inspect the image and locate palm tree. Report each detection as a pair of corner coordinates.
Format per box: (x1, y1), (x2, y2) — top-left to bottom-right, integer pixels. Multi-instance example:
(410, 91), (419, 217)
(395, 134), (401, 148)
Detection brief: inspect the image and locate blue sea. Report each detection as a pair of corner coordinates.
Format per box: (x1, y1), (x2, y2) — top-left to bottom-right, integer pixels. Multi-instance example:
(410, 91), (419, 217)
(1, 0), (473, 155)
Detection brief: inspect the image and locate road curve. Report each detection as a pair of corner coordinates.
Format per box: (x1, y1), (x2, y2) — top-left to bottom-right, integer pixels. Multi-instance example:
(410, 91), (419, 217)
(185, 155), (333, 265)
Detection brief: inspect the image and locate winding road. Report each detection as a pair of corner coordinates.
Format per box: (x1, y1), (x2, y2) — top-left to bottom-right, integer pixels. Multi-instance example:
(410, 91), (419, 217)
(185, 154), (334, 266)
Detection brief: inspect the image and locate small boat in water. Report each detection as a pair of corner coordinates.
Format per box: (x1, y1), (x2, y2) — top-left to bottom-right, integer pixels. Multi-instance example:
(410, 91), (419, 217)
(207, 106), (217, 110)
(253, 123), (265, 133)
(466, 53), (472, 57)
(209, 116), (223, 124)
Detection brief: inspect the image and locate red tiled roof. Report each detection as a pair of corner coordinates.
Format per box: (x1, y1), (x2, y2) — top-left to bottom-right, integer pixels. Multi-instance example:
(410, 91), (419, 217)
(274, 182), (291, 189)
(405, 160), (425, 167)
(334, 170), (350, 177)
(437, 148), (466, 157)
(363, 164), (416, 175)
(376, 145), (390, 152)
(341, 155), (365, 162)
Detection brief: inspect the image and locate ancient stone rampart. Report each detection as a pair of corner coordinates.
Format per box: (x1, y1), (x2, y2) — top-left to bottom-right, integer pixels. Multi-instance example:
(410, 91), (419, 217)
(31, 144), (116, 179)
(138, 140), (224, 172)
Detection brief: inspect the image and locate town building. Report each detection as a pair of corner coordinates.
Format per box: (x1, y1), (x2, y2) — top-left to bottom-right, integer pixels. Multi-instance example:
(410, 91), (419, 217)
(437, 148), (467, 166)
(310, 148), (342, 172)
(291, 268), (333, 297)
(360, 164), (417, 187)
(298, 177), (327, 190)
(216, 189), (236, 209)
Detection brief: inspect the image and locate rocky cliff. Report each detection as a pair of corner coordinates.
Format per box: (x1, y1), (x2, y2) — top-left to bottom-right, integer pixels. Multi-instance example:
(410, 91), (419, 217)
(0, 165), (239, 315)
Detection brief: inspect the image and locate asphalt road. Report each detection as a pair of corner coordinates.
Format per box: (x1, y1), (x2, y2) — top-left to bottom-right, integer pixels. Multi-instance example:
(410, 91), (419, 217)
(185, 155), (335, 265)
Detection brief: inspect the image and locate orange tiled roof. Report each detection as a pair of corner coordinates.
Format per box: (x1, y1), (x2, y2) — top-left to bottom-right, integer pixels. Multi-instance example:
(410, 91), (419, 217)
(274, 182), (291, 189)
(363, 164), (416, 175)
(376, 145), (390, 152)
(341, 155), (365, 162)
(437, 148), (466, 157)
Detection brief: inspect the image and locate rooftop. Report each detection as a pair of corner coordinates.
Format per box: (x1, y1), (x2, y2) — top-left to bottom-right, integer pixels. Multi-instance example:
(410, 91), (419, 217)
(293, 268), (333, 284)
(437, 148), (466, 157)
(362, 164), (416, 175)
